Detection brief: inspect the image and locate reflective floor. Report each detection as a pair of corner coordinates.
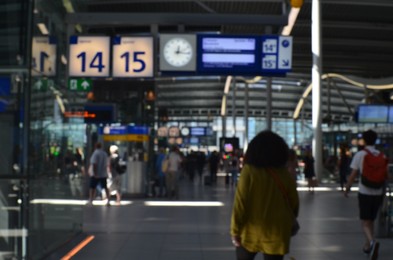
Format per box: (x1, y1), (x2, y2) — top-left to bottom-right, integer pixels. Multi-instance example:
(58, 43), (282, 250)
(66, 176), (393, 260)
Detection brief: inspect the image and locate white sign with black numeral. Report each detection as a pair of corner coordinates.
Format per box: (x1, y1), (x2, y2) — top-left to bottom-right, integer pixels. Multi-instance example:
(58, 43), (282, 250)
(68, 36), (110, 77)
(112, 36), (154, 77)
(32, 36), (57, 76)
(261, 35), (292, 74)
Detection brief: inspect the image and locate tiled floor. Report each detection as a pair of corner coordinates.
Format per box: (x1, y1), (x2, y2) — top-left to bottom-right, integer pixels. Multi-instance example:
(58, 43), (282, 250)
(71, 176), (393, 260)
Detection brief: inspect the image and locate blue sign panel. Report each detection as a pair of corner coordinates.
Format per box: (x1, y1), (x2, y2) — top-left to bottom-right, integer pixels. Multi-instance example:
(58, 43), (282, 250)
(99, 125), (149, 135)
(127, 125), (149, 135)
(0, 77), (11, 96)
(197, 34), (260, 75)
(261, 35), (292, 75)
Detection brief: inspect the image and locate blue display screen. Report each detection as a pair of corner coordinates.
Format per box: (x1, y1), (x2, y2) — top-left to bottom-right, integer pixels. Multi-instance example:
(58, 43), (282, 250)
(197, 34), (260, 75)
(357, 105), (388, 123)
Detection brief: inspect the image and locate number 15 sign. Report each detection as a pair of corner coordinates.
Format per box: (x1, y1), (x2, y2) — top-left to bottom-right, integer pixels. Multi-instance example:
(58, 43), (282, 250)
(68, 36), (110, 77)
(112, 36), (153, 77)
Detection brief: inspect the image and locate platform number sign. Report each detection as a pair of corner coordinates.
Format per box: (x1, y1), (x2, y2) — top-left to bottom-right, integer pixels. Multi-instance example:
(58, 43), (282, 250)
(32, 37), (57, 76)
(261, 35), (292, 74)
(112, 36), (153, 77)
(68, 36), (110, 77)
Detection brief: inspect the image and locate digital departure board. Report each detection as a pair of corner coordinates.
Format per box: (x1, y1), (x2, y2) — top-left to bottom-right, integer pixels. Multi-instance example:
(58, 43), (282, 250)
(197, 35), (260, 75)
(357, 105), (388, 123)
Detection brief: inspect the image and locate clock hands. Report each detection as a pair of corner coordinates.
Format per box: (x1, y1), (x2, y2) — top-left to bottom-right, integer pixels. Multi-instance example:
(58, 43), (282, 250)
(175, 45), (191, 55)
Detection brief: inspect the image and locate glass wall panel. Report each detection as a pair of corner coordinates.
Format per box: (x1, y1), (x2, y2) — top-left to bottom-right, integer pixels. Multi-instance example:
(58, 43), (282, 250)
(0, 178), (27, 259)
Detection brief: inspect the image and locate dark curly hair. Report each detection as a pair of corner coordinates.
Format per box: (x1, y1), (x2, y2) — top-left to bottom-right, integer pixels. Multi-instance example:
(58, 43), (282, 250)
(243, 130), (289, 168)
(362, 129), (377, 146)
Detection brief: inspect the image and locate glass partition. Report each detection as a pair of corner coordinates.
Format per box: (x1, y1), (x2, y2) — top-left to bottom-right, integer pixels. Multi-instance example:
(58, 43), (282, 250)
(0, 177), (27, 259)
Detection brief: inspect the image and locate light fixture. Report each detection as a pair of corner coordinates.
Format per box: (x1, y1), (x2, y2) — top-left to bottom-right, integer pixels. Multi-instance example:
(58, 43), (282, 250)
(220, 76), (233, 116)
(61, 55), (67, 65)
(37, 23), (49, 35)
(281, 7), (300, 36)
(293, 73), (393, 120)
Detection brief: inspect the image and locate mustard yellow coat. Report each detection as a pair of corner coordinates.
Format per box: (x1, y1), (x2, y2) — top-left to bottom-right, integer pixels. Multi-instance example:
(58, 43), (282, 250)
(230, 165), (299, 255)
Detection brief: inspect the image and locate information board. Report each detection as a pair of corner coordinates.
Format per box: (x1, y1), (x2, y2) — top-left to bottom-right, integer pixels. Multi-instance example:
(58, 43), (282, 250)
(357, 105), (388, 123)
(32, 36), (57, 76)
(197, 35), (260, 75)
(112, 36), (154, 77)
(261, 35), (292, 74)
(69, 36), (110, 77)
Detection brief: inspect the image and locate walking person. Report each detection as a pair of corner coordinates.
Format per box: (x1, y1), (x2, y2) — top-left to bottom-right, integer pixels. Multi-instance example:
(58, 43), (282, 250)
(230, 152), (240, 187)
(231, 130), (299, 260)
(338, 145), (351, 191)
(208, 150), (220, 184)
(88, 142), (110, 206)
(166, 146), (182, 199)
(108, 145), (122, 205)
(155, 147), (167, 197)
(344, 130), (389, 260)
(303, 148), (316, 193)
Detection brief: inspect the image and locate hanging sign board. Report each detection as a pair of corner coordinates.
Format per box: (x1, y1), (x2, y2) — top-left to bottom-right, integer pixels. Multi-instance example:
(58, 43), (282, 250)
(32, 36), (57, 76)
(261, 35), (292, 75)
(68, 36), (110, 77)
(112, 36), (154, 77)
(197, 35), (260, 75)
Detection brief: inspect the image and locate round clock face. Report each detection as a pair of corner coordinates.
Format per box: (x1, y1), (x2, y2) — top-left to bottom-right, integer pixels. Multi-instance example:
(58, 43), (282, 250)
(163, 38), (193, 67)
(181, 127), (190, 136)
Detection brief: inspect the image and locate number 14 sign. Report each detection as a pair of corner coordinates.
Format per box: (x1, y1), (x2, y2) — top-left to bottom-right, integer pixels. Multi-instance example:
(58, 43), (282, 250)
(68, 36), (110, 77)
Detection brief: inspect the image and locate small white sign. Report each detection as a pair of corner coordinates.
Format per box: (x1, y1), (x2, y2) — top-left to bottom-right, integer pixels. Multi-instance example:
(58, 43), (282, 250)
(32, 37), (57, 76)
(262, 55), (277, 69)
(261, 35), (292, 73)
(262, 39), (277, 54)
(68, 36), (110, 77)
(278, 36), (292, 69)
(112, 36), (154, 77)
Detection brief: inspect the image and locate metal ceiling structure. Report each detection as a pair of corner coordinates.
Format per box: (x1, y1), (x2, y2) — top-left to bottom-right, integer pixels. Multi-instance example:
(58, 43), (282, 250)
(27, 1), (393, 123)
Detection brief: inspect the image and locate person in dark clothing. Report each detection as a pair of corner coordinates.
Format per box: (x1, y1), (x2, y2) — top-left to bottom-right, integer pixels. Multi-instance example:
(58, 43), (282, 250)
(303, 148), (316, 193)
(196, 151), (206, 183)
(338, 145), (351, 191)
(208, 151), (220, 184)
(186, 151), (197, 182)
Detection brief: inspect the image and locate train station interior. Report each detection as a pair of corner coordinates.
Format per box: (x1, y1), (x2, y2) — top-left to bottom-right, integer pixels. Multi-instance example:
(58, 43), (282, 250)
(1, 0), (393, 259)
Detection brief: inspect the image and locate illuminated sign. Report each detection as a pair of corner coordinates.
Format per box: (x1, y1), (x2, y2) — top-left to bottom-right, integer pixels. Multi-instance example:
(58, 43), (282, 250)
(69, 36), (110, 77)
(83, 104), (116, 124)
(64, 111), (96, 118)
(197, 35), (260, 75)
(112, 36), (154, 77)
(357, 105), (388, 124)
(32, 36), (57, 76)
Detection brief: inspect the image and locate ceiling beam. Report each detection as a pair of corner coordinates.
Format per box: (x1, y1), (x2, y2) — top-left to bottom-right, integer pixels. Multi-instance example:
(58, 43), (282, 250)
(66, 12), (288, 26)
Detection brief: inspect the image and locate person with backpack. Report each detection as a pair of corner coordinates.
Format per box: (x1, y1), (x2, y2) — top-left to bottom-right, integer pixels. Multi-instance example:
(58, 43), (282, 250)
(344, 129), (389, 260)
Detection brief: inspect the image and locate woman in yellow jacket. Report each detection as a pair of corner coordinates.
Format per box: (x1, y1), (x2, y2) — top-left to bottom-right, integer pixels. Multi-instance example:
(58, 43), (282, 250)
(231, 130), (299, 260)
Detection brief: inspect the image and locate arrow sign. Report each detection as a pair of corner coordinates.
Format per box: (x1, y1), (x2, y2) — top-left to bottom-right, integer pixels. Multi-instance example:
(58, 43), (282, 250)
(68, 78), (92, 91)
(34, 79), (50, 92)
(81, 80), (90, 90)
(278, 37), (292, 70)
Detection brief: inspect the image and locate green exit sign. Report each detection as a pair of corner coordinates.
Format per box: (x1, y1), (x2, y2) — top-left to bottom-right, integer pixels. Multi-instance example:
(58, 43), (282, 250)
(68, 78), (92, 91)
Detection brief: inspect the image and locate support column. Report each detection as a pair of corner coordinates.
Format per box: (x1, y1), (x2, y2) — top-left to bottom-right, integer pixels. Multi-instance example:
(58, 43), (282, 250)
(232, 77), (236, 136)
(312, 0), (323, 181)
(244, 83), (249, 151)
(266, 77), (272, 130)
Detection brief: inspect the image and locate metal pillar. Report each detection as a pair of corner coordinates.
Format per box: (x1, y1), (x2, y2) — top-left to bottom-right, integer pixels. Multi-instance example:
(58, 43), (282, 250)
(232, 77), (236, 136)
(312, 0), (323, 181)
(266, 77), (272, 130)
(244, 83), (249, 151)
